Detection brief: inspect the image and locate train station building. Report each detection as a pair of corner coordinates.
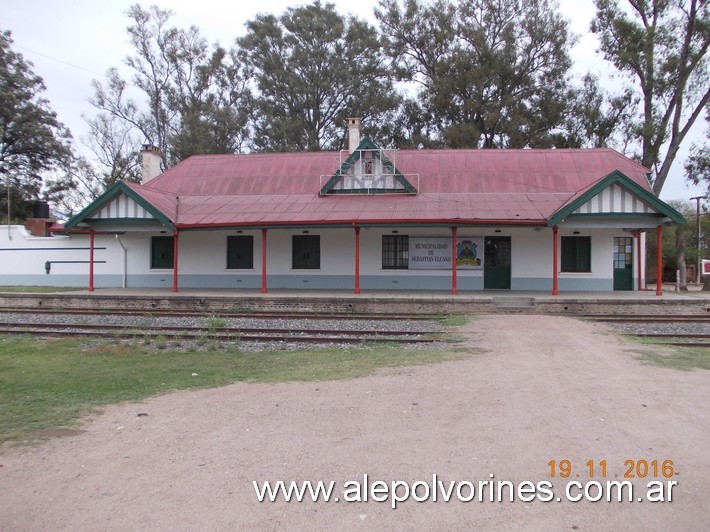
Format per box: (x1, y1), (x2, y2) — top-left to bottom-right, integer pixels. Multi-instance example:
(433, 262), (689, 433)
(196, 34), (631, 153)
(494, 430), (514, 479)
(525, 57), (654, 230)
(3, 119), (685, 295)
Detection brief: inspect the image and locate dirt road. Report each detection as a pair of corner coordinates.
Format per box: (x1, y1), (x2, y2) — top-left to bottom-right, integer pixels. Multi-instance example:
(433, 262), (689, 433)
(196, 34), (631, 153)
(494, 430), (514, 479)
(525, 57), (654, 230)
(1, 315), (708, 530)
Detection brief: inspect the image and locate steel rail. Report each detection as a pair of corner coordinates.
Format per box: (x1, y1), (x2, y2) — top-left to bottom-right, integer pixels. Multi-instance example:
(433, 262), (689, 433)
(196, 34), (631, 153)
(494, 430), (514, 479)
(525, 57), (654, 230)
(584, 315), (709, 323)
(0, 321), (437, 337)
(0, 307), (436, 321)
(0, 327), (437, 344)
(626, 333), (710, 339)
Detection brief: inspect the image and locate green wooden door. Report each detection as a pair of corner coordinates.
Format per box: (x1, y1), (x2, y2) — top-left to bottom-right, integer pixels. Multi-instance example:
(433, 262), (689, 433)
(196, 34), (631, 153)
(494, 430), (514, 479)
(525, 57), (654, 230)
(484, 237), (511, 289)
(150, 236), (174, 269)
(613, 237), (633, 291)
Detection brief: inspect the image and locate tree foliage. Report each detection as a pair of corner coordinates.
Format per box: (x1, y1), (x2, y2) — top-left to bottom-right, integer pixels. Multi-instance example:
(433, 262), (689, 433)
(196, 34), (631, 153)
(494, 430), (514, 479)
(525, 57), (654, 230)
(237, 1), (399, 152)
(0, 30), (72, 221)
(376, 0), (575, 148)
(557, 73), (637, 149)
(684, 111), (709, 195)
(647, 199), (709, 280)
(90, 4), (250, 169)
(591, 0), (709, 195)
(685, 142), (710, 194)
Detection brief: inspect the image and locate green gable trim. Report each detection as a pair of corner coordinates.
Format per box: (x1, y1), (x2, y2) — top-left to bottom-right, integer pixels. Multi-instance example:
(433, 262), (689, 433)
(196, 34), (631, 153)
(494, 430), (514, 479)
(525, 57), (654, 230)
(64, 181), (175, 231)
(547, 170), (686, 226)
(561, 213), (666, 219)
(322, 187), (412, 195)
(84, 218), (166, 226)
(319, 137), (417, 195)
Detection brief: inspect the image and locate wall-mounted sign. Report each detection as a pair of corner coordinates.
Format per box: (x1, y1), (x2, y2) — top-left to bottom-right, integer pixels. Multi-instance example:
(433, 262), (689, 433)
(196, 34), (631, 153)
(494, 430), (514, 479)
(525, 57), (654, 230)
(456, 238), (483, 269)
(408, 237), (484, 270)
(702, 259), (710, 275)
(409, 238), (451, 270)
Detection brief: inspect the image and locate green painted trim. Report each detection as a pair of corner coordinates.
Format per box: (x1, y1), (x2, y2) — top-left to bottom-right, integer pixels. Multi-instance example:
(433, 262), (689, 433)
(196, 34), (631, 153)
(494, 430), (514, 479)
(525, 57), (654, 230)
(65, 181), (175, 231)
(547, 171), (686, 226)
(85, 218), (164, 225)
(324, 188), (413, 195)
(561, 212), (666, 219)
(319, 137), (417, 195)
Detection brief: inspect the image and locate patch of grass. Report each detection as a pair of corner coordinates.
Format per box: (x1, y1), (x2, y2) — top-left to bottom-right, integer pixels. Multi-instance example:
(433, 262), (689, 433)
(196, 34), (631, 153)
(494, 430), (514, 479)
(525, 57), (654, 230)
(0, 286), (83, 293)
(442, 333), (467, 344)
(0, 335), (470, 445)
(153, 334), (168, 350)
(434, 314), (472, 327)
(636, 345), (710, 371)
(624, 336), (710, 371)
(206, 315), (228, 332)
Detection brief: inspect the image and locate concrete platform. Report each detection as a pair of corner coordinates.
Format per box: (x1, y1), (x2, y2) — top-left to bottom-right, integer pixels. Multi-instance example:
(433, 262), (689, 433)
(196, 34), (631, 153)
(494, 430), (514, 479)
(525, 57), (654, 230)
(0, 285), (707, 316)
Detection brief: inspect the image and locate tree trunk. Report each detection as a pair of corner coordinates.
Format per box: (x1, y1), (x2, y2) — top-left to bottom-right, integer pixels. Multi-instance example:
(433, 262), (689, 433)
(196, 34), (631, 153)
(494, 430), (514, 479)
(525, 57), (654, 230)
(675, 225), (687, 291)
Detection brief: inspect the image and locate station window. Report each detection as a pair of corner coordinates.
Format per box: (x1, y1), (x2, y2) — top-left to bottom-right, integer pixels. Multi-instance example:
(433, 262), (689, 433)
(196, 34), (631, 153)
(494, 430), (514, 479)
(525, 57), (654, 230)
(382, 235), (409, 269)
(150, 236), (174, 269)
(227, 235), (254, 269)
(561, 236), (591, 272)
(292, 235), (320, 269)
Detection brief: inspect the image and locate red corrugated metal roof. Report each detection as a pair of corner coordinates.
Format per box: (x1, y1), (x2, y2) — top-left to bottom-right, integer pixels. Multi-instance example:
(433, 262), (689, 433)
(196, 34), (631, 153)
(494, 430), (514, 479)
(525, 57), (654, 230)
(133, 148), (652, 227)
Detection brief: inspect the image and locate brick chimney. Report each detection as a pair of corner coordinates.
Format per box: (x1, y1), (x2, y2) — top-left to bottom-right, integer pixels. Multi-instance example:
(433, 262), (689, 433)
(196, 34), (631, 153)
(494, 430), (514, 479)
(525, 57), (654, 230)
(347, 118), (361, 153)
(25, 201), (52, 236)
(141, 144), (162, 185)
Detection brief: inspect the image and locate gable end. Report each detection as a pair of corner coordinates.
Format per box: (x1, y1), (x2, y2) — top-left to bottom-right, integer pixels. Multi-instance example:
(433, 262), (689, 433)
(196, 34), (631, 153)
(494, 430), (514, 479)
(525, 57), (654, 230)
(320, 138), (417, 195)
(64, 181), (175, 231)
(548, 171), (685, 226)
(572, 183), (656, 215)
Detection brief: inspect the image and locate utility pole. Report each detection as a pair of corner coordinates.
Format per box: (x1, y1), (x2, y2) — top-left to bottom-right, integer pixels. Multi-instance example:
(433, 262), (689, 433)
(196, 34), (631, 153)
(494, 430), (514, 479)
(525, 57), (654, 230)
(3, 168), (10, 240)
(690, 196), (707, 285)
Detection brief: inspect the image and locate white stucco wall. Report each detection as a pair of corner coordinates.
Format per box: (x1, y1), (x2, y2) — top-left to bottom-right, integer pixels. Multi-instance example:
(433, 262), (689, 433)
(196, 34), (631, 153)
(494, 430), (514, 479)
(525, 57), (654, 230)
(0, 226), (125, 287)
(0, 224), (648, 291)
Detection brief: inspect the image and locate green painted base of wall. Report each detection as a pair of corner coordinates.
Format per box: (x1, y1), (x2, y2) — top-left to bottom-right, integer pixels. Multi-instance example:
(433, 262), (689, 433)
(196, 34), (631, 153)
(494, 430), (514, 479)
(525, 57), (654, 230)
(0, 275), (122, 288)
(0, 274), (636, 292)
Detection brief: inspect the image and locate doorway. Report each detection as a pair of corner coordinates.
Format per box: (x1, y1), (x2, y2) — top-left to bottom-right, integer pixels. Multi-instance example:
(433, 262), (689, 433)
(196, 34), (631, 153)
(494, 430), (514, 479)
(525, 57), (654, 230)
(484, 236), (511, 289)
(613, 236), (633, 290)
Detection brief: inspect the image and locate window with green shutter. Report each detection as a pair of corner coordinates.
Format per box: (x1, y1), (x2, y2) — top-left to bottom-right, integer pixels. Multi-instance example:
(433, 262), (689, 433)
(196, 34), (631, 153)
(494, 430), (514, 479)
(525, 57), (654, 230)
(561, 236), (591, 272)
(227, 236), (254, 269)
(292, 235), (320, 269)
(150, 236), (174, 269)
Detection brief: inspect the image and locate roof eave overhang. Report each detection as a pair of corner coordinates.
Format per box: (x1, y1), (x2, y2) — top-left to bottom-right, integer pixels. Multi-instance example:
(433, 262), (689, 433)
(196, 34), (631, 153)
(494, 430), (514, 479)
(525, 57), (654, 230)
(175, 219), (548, 231)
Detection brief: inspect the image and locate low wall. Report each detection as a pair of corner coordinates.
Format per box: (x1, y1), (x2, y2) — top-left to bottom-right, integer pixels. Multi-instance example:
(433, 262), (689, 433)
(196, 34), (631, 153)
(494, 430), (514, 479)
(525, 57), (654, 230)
(0, 293), (707, 316)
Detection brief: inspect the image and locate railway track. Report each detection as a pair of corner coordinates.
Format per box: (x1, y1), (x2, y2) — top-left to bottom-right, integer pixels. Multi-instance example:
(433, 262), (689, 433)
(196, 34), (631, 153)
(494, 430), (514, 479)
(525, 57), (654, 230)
(0, 306), (435, 321)
(1, 308), (706, 348)
(0, 321), (440, 345)
(583, 314), (710, 323)
(584, 314), (710, 348)
(626, 336), (710, 348)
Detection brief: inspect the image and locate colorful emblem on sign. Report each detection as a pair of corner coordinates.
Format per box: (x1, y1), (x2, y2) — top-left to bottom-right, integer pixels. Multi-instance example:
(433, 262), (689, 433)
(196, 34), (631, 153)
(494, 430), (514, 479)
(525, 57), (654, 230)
(457, 240), (481, 267)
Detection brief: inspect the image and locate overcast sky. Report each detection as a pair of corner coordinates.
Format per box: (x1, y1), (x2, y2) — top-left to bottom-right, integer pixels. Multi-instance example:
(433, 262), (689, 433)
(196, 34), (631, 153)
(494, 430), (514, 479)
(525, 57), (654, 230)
(3, 0), (705, 202)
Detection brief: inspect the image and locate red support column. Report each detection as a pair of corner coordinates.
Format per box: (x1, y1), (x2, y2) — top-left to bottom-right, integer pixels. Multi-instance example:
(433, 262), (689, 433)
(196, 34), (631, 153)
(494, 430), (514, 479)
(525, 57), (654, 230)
(89, 229), (95, 292)
(172, 230), (179, 293)
(451, 226), (458, 295)
(656, 225), (663, 296)
(261, 228), (268, 293)
(552, 226), (559, 296)
(354, 226), (361, 294)
(637, 232), (643, 291)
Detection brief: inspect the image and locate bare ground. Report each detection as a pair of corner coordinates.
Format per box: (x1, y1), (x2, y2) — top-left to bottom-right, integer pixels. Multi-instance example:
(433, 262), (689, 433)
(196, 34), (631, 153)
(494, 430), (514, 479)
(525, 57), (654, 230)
(1, 315), (708, 531)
